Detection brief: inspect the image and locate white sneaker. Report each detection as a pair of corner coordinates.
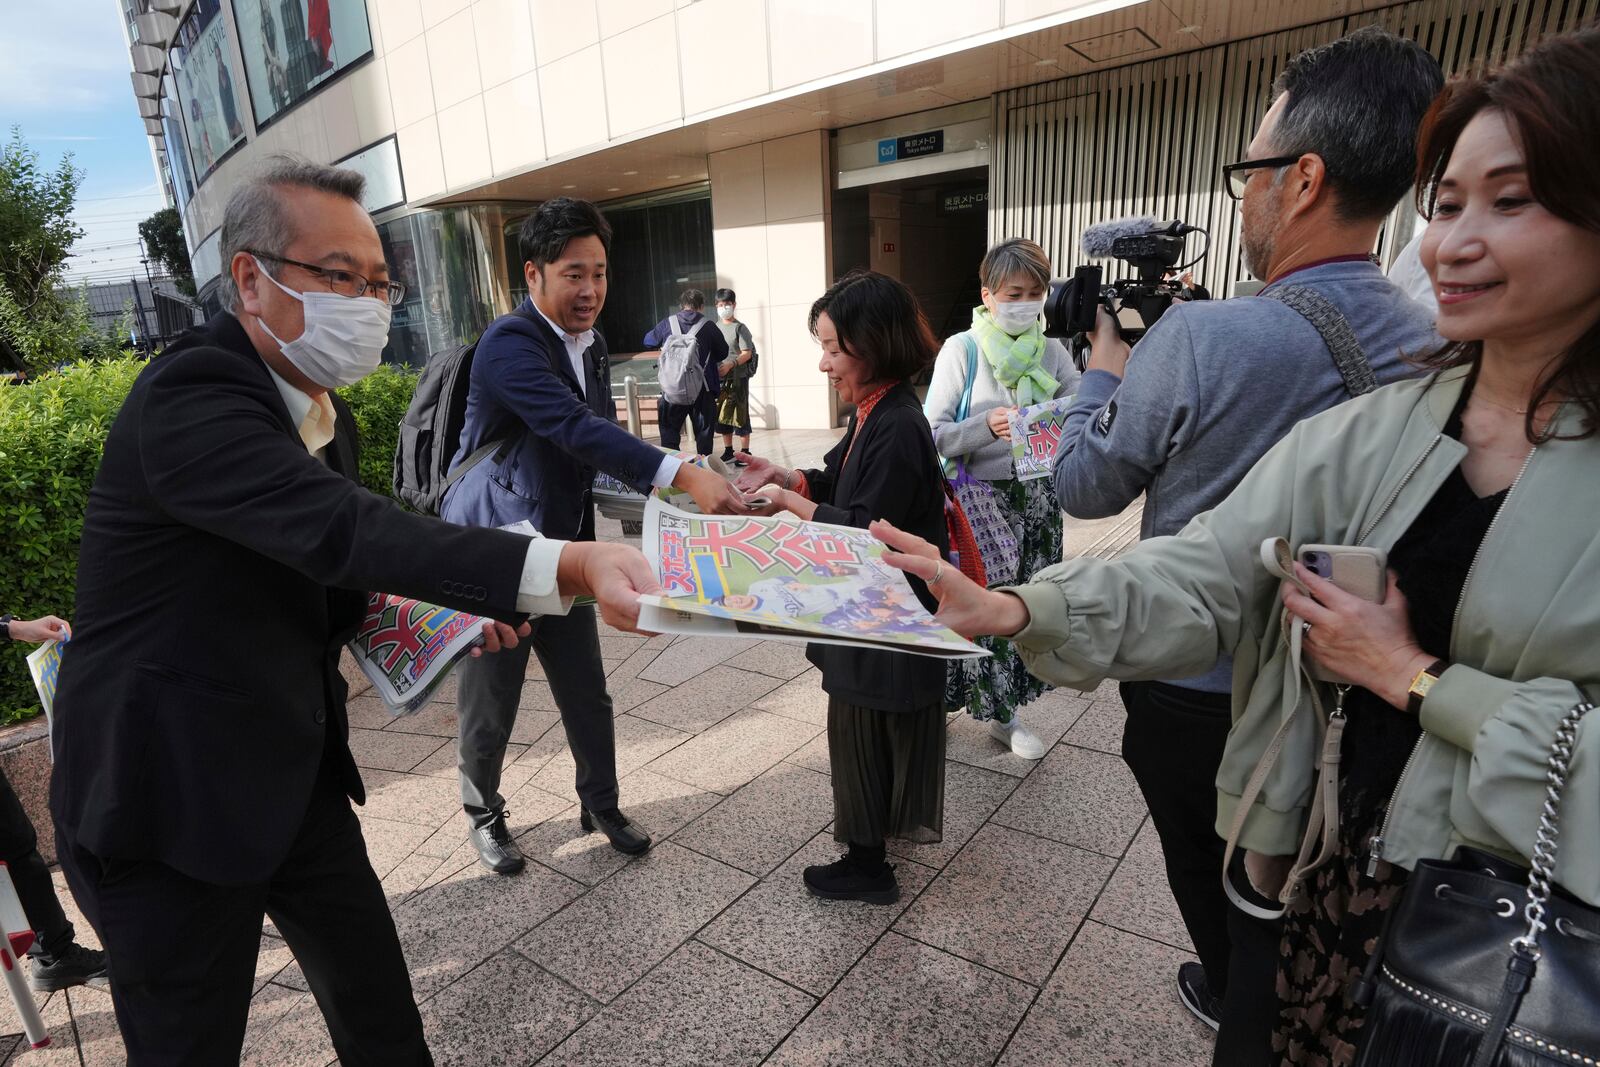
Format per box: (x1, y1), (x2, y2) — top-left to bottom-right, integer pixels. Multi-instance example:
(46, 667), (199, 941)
(989, 717), (1046, 759)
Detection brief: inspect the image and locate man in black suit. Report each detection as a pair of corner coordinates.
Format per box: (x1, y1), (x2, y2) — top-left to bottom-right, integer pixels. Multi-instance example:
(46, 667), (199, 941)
(441, 198), (745, 873)
(48, 158), (660, 1065)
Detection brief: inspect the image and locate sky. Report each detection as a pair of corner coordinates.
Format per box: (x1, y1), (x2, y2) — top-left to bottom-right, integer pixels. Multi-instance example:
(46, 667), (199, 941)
(1, 0), (168, 285)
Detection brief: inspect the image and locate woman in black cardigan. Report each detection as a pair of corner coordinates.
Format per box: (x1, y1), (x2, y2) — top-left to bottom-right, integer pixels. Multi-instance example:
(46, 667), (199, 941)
(743, 270), (949, 904)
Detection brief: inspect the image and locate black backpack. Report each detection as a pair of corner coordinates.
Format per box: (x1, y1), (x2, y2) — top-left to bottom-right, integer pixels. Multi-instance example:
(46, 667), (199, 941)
(392, 307), (535, 514)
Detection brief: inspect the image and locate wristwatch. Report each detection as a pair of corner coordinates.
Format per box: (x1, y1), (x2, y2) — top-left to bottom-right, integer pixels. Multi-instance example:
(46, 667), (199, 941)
(1406, 658), (1449, 714)
(0, 614), (14, 641)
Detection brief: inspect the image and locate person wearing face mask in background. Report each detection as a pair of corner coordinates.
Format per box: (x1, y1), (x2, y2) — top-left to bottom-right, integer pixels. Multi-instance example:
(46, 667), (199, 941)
(47, 158), (665, 1066)
(922, 238), (1079, 761)
(712, 288), (758, 465)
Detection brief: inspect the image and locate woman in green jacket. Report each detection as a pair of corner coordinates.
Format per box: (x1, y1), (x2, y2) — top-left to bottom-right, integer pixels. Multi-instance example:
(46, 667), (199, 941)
(873, 28), (1600, 1065)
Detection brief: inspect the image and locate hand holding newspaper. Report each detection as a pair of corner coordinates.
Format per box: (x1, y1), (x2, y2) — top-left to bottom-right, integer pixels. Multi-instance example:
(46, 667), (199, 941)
(26, 640), (65, 759)
(346, 521), (566, 716)
(636, 497), (985, 659)
(1007, 396), (1076, 481)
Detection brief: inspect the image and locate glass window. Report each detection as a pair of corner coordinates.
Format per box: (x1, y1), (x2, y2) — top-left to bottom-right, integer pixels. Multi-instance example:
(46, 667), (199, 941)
(594, 190), (715, 354)
(377, 205), (517, 368)
(232, 0), (374, 128)
(335, 137), (405, 214)
(171, 0), (250, 181)
(160, 72), (197, 215)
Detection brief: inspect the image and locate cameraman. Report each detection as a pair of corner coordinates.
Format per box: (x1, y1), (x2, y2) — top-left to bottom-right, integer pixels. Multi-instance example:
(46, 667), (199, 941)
(1050, 26), (1441, 1061)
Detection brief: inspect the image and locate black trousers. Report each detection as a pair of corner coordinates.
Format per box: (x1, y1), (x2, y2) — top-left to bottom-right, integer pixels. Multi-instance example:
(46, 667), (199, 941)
(0, 769), (73, 958)
(658, 391), (716, 455)
(456, 603), (618, 820)
(1119, 680), (1279, 1066)
(56, 764), (431, 1066)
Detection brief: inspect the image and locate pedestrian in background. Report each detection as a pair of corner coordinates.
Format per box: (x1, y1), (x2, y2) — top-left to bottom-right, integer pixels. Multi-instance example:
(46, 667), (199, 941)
(923, 238), (1079, 760)
(713, 288), (757, 465)
(645, 289), (728, 457)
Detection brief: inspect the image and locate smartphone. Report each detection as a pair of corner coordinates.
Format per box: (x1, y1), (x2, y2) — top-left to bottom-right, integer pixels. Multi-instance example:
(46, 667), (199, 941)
(1298, 544), (1386, 603)
(1296, 544), (1387, 684)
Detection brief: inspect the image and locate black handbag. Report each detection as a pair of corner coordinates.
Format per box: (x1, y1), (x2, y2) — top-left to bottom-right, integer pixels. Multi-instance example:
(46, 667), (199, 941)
(1352, 700), (1600, 1067)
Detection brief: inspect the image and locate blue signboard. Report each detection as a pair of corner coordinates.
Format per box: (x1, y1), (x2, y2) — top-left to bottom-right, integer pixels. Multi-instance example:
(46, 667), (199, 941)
(876, 129), (946, 165)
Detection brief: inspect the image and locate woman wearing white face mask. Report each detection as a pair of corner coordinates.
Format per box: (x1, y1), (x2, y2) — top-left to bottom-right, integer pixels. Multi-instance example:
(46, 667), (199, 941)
(923, 238), (1080, 758)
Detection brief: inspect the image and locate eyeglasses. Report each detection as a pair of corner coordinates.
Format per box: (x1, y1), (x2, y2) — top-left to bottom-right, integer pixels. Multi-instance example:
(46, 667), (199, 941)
(1221, 156), (1301, 201)
(247, 250), (407, 306)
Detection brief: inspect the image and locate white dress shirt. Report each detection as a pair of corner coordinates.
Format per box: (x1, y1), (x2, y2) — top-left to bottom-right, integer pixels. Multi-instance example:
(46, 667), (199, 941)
(263, 361), (569, 616)
(527, 300), (682, 490)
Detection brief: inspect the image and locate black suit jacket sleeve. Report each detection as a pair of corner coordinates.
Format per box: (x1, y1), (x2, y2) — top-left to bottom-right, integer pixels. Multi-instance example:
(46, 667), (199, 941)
(138, 347), (531, 619)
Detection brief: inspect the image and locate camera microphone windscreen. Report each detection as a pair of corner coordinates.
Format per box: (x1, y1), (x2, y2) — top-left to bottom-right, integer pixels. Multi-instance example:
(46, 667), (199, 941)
(1078, 216), (1159, 258)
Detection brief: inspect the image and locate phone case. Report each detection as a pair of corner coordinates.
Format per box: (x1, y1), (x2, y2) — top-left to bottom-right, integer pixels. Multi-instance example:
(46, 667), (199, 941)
(1298, 544), (1387, 603)
(1295, 544), (1387, 684)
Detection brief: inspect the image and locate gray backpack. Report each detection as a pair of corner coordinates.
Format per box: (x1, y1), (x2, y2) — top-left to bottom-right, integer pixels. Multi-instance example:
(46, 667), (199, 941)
(658, 316), (711, 405)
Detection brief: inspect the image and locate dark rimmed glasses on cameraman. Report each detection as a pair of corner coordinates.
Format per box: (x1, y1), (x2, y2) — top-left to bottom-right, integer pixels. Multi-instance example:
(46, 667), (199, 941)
(247, 250), (408, 306)
(1221, 156), (1301, 200)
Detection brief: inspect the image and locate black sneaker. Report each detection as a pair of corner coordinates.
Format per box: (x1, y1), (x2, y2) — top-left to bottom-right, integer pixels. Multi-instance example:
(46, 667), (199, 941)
(802, 854), (899, 905)
(719, 447), (737, 463)
(28, 942), (109, 993)
(735, 449), (753, 467)
(469, 809), (526, 875)
(1176, 961), (1222, 1031)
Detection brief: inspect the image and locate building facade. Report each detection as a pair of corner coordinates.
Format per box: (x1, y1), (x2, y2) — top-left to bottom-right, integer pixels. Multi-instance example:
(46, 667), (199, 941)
(121, 0), (1597, 429)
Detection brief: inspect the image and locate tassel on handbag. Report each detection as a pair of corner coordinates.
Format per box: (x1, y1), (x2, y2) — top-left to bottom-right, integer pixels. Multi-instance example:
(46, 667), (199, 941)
(1352, 702), (1600, 1067)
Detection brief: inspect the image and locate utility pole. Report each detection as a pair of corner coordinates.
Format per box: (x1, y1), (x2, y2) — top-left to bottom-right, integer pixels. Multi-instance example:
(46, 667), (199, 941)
(129, 275), (148, 355)
(137, 235), (158, 350)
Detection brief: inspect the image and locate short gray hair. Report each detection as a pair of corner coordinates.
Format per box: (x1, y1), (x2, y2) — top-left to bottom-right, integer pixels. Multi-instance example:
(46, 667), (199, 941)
(979, 238), (1052, 292)
(219, 156), (367, 311)
(1269, 26), (1443, 221)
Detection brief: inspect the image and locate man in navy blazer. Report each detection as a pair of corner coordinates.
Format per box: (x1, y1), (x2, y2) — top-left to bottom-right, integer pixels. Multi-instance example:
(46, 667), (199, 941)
(441, 198), (745, 872)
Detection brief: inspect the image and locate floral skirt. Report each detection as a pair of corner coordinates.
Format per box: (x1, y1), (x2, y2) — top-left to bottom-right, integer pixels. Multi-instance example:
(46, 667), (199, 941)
(1273, 792), (1409, 1066)
(944, 476), (1062, 723)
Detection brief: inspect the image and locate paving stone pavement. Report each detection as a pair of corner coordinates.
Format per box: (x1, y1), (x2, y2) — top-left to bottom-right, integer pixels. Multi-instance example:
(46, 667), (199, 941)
(11, 437), (1208, 1064)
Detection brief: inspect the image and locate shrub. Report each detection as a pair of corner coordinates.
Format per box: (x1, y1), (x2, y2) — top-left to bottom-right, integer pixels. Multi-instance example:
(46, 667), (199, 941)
(0, 357), (143, 724)
(338, 363), (419, 498)
(0, 356), (419, 725)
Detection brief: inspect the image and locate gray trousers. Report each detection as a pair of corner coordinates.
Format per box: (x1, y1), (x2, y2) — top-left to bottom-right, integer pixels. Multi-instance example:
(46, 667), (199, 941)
(455, 604), (618, 823)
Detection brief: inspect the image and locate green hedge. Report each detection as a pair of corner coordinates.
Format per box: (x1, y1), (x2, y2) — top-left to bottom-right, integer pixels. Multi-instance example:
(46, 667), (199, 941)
(0, 357), (419, 725)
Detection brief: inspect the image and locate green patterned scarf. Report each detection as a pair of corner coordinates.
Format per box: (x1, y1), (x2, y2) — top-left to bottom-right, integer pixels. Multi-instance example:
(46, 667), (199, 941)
(970, 307), (1058, 407)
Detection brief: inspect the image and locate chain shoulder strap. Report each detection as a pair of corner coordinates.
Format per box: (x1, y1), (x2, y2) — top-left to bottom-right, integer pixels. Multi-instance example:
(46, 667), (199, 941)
(1515, 700), (1595, 957)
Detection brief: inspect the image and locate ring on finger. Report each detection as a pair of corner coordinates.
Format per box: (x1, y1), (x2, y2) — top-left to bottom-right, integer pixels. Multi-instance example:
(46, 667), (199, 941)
(929, 562), (945, 586)
(1300, 620), (1312, 636)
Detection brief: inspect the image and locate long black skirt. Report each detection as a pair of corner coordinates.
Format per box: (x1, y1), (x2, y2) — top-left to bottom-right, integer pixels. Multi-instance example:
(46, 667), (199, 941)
(827, 696), (945, 847)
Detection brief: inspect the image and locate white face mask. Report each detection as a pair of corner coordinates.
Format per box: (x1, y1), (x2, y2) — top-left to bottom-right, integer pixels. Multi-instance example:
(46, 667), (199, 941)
(991, 298), (1044, 336)
(253, 257), (392, 389)
(716, 304), (735, 321)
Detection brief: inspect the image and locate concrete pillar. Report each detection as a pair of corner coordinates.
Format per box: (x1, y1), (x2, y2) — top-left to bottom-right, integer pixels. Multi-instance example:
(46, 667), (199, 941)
(868, 189), (902, 279)
(708, 130), (835, 431)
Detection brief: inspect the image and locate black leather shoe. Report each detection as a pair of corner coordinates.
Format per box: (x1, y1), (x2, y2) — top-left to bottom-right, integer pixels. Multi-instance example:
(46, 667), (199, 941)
(580, 806), (652, 855)
(469, 810), (525, 875)
(1176, 961), (1221, 1031)
(802, 855), (899, 905)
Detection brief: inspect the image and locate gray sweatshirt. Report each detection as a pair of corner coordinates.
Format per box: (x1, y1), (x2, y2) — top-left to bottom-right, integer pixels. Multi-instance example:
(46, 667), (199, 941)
(925, 332), (1080, 480)
(1053, 259), (1439, 692)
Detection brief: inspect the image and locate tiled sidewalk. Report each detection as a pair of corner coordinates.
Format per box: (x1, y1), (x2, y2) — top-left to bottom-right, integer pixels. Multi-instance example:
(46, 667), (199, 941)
(4, 435), (1212, 1065)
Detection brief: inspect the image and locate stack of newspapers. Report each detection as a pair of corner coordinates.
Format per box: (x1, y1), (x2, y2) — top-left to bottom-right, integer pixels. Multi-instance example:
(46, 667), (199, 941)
(349, 492), (987, 719)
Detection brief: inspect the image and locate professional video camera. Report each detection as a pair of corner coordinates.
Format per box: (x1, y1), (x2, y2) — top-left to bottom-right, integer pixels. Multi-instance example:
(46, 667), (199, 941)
(1042, 216), (1210, 370)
